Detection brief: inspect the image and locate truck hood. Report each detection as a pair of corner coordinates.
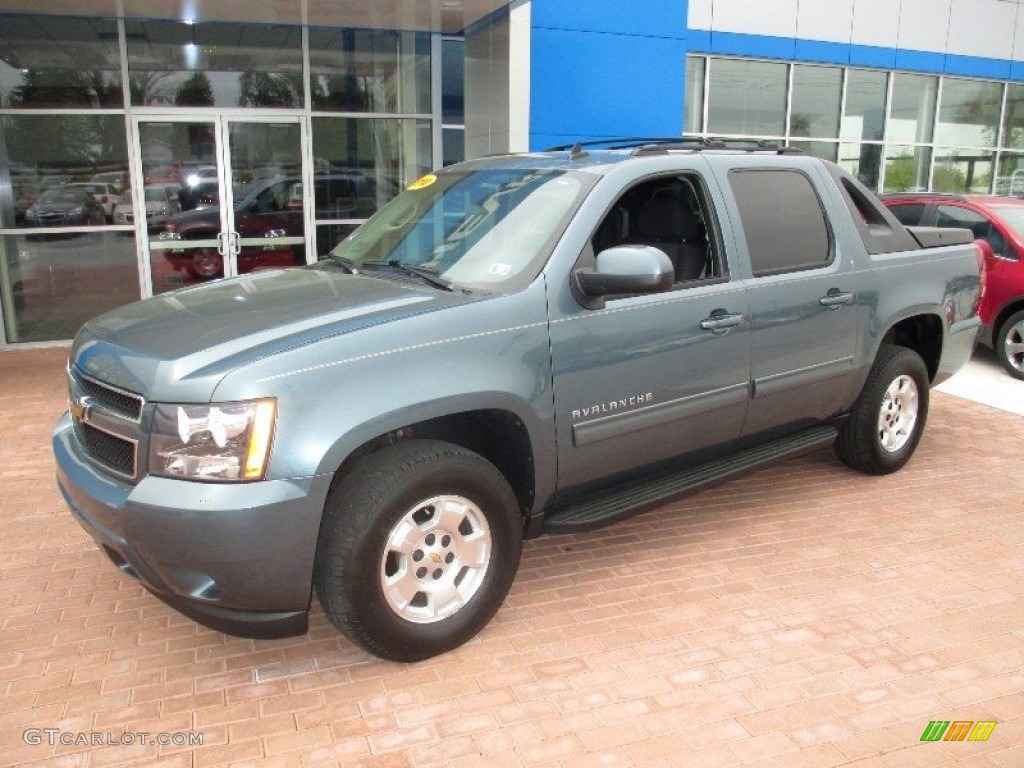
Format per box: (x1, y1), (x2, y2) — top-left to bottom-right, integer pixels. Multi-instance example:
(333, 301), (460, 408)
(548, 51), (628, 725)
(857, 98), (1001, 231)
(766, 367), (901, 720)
(72, 264), (477, 399)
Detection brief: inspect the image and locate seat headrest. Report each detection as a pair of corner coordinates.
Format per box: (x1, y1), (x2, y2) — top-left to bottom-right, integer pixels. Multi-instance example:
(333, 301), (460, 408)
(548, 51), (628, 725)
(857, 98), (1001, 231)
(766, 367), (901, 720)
(638, 198), (705, 242)
(638, 198), (686, 241)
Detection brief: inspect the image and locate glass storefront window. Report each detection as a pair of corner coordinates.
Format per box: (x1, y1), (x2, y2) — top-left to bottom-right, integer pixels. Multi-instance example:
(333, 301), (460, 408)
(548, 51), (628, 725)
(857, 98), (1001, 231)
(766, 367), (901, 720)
(932, 148), (995, 193)
(316, 223), (361, 259)
(883, 145), (932, 192)
(935, 78), (1002, 148)
(0, 114), (129, 229)
(788, 141), (838, 161)
(842, 69), (887, 142)
(0, 230), (140, 342)
(311, 117), (432, 221)
(310, 29), (430, 114)
(684, 56), (705, 135)
(1001, 84), (1024, 150)
(442, 39), (465, 123)
(888, 74), (937, 144)
(707, 59), (787, 137)
(0, 15), (123, 109)
(995, 152), (1024, 195)
(839, 142), (883, 190)
(790, 65), (841, 139)
(125, 20), (304, 108)
(443, 128), (465, 166)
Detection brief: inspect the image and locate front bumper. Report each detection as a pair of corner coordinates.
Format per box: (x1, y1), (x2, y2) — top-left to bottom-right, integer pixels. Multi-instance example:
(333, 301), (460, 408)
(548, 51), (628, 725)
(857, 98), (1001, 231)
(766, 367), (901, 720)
(54, 413), (331, 639)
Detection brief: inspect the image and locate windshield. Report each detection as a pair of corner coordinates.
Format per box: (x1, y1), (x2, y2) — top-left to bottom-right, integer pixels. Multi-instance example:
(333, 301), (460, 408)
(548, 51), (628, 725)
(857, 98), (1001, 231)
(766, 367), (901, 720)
(327, 167), (591, 293)
(991, 206), (1024, 241)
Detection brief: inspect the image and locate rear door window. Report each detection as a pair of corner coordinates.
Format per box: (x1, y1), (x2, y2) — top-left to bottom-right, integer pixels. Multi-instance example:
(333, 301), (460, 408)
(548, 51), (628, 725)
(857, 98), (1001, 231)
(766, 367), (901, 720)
(729, 169), (832, 277)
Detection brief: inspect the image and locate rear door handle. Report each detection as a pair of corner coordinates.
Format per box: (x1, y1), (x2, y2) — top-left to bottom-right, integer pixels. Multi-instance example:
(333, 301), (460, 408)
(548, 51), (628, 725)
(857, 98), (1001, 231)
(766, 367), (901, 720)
(820, 290), (853, 308)
(700, 312), (745, 331)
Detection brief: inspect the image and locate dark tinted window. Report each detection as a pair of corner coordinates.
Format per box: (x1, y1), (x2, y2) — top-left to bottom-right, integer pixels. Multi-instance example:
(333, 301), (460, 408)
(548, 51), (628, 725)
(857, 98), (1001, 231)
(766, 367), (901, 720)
(936, 204), (1006, 255)
(730, 170), (831, 276)
(888, 203), (926, 226)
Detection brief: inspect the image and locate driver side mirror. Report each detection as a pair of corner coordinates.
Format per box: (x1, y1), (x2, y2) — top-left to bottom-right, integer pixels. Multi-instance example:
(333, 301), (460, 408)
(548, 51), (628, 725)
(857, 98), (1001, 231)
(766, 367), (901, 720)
(573, 245), (674, 309)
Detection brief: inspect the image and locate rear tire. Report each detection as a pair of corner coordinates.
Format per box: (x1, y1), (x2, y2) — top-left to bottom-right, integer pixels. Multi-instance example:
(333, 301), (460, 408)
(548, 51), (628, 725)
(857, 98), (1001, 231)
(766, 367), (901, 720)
(995, 309), (1024, 381)
(314, 440), (523, 662)
(835, 345), (929, 475)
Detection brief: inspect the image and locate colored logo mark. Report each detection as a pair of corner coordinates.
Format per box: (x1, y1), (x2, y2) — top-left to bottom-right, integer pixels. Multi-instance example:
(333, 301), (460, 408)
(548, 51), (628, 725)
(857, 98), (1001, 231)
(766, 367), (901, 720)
(920, 721), (997, 742)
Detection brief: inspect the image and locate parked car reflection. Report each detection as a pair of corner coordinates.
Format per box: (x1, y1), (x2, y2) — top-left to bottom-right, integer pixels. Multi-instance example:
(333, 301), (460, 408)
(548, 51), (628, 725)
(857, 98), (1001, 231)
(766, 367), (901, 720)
(113, 185), (181, 230)
(156, 173), (385, 281)
(23, 187), (105, 229)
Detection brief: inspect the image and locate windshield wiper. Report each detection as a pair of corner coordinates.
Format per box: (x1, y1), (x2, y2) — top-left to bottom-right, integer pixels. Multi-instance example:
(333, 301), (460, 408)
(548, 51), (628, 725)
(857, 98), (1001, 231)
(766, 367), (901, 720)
(327, 254), (359, 273)
(375, 260), (454, 292)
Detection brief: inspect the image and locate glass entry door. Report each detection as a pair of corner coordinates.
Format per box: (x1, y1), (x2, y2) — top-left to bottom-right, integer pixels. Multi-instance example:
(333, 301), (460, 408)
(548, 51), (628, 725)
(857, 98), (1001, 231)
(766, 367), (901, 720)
(132, 115), (308, 294)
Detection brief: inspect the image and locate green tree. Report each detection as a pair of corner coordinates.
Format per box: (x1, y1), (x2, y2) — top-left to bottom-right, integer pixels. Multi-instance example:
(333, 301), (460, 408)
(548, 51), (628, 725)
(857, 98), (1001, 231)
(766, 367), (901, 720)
(932, 164), (968, 193)
(238, 72), (302, 108)
(174, 72), (214, 107)
(884, 155), (915, 192)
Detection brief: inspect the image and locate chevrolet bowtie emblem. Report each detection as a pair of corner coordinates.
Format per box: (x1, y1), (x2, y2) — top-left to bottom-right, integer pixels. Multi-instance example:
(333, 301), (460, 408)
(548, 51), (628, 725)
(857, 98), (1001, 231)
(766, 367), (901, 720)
(69, 396), (92, 423)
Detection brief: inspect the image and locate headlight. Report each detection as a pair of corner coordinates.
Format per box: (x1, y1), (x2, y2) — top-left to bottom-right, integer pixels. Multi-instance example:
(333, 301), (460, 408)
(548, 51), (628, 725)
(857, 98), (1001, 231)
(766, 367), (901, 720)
(149, 399), (277, 482)
(68, 207), (83, 216)
(158, 230), (182, 241)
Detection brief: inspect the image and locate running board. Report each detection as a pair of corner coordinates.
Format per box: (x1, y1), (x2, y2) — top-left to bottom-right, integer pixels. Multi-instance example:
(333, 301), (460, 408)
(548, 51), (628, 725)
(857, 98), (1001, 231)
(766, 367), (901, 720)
(543, 425), (838, 534)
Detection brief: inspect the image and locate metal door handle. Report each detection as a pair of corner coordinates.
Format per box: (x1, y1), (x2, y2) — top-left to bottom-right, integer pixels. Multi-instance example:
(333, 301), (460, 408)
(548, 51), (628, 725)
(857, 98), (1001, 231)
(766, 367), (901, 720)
(820, 290), (853, 308)
(229, 231), (240, 257)
(216, 232), (229, 256)
(700, 312), (744, 331)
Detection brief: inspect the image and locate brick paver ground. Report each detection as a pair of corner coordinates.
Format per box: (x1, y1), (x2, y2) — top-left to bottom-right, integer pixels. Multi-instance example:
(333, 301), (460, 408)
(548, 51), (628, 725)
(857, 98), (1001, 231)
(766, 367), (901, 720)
(1, 347), (1022, 768)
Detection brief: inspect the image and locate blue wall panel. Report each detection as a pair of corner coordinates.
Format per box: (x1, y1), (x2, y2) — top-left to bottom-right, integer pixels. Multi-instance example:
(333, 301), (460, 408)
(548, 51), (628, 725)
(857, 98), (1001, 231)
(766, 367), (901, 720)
(529, 0), (689, 150)
(527, 0), (1024, 148)
(689, 27), (1024, 82)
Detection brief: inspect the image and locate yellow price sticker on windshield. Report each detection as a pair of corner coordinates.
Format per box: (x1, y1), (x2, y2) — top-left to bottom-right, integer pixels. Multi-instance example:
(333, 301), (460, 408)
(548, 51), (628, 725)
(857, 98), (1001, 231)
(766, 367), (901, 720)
(408, 174), (437, 190)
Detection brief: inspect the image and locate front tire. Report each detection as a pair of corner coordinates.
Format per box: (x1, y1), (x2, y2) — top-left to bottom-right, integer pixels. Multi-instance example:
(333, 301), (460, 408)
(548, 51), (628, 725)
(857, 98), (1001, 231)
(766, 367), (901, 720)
(188, 249), (223, 279)
(314, 440), (523, 662)
(996, 309), (1024, 381)
(835, 345), (930, 475)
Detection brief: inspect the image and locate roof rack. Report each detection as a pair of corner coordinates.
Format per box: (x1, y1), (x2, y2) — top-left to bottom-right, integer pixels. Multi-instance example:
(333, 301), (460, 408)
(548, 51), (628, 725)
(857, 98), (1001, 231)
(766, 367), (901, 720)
(544, 137), (804, 156)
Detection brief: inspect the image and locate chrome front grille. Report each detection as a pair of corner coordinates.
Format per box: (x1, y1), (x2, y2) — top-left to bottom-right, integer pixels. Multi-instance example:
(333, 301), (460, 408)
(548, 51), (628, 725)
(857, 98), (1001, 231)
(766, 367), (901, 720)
(73, 371), (144, 420)
(68, 366), (145, 481)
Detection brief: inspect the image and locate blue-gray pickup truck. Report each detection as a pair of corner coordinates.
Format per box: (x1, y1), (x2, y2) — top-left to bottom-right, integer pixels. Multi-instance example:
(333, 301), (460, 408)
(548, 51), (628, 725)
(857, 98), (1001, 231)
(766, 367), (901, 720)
(54, 140), (982, 661)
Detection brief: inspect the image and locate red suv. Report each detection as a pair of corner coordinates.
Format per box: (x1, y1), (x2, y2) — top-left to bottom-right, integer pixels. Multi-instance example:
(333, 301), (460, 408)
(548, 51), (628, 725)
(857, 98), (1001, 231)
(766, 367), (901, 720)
(883, 194), (1024, 379)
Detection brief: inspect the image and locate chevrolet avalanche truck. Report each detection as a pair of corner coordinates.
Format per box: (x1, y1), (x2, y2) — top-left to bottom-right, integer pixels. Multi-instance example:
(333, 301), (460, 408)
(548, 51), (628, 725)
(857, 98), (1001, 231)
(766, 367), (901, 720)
(54, 139), (983, 662)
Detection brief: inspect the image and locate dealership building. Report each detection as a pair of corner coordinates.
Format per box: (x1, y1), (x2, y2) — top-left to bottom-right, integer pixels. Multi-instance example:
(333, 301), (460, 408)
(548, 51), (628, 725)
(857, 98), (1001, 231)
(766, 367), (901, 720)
(2, 0), (1024, 346)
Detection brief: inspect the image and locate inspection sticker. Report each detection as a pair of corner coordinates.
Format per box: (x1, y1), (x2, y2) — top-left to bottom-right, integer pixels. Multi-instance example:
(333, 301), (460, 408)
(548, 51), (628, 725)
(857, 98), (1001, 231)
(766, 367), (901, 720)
(407, 174), (437, 190)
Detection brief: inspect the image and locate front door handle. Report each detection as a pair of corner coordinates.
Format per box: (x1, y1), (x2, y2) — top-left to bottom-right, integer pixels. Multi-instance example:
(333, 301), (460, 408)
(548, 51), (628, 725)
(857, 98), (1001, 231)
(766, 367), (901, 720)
(700, 311), (745, 331)
(820, 289), (853, 309)
(216, 231), (229, 257)
(228, 230), (241, 257)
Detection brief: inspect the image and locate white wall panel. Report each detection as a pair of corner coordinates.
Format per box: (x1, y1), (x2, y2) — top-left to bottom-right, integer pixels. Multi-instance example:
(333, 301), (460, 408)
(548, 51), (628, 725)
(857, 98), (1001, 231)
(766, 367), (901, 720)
(896, 0), (951, 53)
(688, 0), (713, 31)
(1014, 2), (1024, 61)
(947, 0), (1015, 59)
(707, 0), (798, 39)
(796, 0), (854, 44)
(850, 0), (900, 49)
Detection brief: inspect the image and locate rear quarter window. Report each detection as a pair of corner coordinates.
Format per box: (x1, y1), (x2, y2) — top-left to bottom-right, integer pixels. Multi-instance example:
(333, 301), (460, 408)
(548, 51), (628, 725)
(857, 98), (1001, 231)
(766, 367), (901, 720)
(888, 203), (926, 226)
(729, 169), (832, 277)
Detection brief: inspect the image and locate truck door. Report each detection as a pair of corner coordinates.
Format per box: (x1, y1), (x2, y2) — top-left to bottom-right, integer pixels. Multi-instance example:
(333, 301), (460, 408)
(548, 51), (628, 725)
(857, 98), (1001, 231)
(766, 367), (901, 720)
(548, 173), (752, 491)
(725, 166), (861, 436)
